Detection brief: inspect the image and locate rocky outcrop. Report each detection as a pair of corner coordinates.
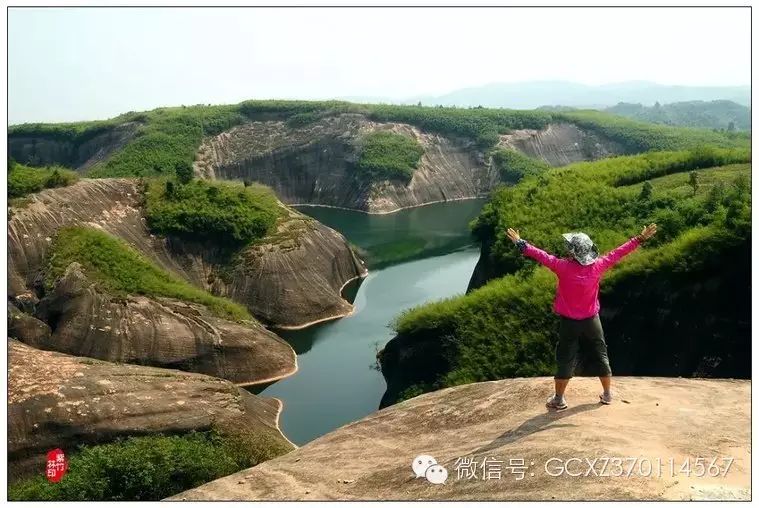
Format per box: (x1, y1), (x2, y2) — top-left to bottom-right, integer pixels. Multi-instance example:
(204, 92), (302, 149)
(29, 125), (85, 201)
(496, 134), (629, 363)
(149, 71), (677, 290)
(173, 377), (749, 501)
(195, 114), (497, 214)
(8, 178), (364, 329)
(8, 340), (293, 480)
(497, 122), (625, 166)
(169, 204), (368, 329)
(31, 263), (296, 385)
(8, 303), (51, 344)
(9, 122), (139, 171)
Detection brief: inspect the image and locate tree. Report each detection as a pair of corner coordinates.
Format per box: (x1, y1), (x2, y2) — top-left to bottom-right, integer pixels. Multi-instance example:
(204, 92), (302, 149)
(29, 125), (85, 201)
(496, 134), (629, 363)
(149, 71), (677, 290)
(639, 180), (653, 200)
(727, 121), (736, 132)
(164, 180), (175, 198)
(175, 161), (194, 184)
(688, 171), (699, 197)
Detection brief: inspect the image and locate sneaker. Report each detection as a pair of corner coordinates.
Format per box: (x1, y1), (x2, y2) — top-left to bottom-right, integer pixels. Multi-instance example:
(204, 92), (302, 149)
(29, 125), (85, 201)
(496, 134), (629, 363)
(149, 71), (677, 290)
(599, 392), (613, 405)
(545, 396), (568, 410)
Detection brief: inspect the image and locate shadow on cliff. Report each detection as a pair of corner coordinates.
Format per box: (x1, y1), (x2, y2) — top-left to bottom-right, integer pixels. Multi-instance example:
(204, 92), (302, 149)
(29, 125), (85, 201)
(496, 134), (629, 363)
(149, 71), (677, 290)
(467, 402), (602, 456)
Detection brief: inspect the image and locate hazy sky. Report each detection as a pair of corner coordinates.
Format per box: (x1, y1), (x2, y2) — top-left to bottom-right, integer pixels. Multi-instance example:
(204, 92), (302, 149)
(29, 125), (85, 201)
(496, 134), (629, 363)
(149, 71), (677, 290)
(8, 7), (751, 124)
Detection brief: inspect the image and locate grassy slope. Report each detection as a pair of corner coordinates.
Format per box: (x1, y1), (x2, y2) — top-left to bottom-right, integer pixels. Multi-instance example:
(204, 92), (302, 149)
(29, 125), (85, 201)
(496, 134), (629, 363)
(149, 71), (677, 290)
(46, 226), (251, 321)
(9, 101), (749, 181)
(383, 148), (750, 404)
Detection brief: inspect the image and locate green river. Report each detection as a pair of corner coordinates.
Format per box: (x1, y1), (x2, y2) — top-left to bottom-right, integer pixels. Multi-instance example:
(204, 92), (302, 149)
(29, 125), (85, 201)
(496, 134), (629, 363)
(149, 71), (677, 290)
(254, 199), (485, 445)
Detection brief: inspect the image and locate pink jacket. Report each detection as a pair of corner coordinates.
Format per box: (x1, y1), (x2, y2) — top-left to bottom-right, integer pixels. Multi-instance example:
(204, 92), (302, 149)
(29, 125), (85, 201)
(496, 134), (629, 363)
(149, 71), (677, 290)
(522, 238), (641, 320)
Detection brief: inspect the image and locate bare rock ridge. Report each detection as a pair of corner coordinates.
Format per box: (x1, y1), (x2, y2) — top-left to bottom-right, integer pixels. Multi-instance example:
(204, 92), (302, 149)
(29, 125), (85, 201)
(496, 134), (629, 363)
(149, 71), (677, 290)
(9, 122), (139, 171)
(8, 340), (293, 480)
(173, 377), (750, 501)
(194, 115), (624, 213)
(7, 178), (364, 381)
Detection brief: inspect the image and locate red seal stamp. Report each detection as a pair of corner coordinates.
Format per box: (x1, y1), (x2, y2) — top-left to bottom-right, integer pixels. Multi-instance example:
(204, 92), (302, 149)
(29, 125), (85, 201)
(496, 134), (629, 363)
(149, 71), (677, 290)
(45, 448), (68, 483)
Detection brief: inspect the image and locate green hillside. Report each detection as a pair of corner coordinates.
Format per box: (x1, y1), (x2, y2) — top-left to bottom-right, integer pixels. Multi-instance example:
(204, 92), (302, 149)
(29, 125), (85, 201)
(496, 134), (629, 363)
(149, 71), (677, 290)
(9, 101), (749, 183)
(380, 147), (751, 406)
(606, 100), (751, 132)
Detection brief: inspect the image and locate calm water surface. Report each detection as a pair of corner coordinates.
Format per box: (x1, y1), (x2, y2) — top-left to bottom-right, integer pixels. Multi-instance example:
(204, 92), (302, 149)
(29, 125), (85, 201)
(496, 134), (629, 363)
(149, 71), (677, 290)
(256, 200), (485, 445)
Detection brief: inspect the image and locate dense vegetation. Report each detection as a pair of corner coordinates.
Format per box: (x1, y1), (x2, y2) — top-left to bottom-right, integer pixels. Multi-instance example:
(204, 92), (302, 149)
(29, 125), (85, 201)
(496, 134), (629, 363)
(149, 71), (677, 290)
(490, 148), (551, 183)
(46, 227), (251, 321)
(380, 147), (751, 405)
(8, 428), (290, 501)
(606, 100), (750, 132)
(144, 179), (281, 246)
(10, 101), (748, 181)
(555, 110), (749, 152)
(356, 131), (424, 181)
(8, 161), (78, 198)
(86, 105), (246, 178)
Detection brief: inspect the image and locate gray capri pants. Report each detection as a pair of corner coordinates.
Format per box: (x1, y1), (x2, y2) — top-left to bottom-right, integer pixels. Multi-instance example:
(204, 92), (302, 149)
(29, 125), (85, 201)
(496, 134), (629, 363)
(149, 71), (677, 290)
(555, 314), (613, 379)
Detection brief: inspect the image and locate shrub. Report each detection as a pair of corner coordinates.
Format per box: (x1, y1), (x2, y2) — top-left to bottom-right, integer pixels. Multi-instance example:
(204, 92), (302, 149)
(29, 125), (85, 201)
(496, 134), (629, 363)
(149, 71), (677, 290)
(491, 149), (551, 183)
(356, 131), (424, 182)
(46, 226), (251, 321)
(144, 179), (281, 247)
(8, 163), (78, 198)
(7, 429), (291, 501)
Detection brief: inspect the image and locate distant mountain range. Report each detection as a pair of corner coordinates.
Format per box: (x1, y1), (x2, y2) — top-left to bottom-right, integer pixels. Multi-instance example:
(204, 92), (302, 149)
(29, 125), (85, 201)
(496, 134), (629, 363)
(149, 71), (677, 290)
(337, 81), (750, 110)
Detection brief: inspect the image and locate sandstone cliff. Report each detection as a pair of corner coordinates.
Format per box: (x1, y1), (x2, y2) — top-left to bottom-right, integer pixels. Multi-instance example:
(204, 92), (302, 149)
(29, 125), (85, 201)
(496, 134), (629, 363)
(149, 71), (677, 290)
(8, 340), (293, 480)
(9, 122), (139, 171)
(31, 263), (296, 385)
(194, 115), (624, 213)
(173, 377), (749, 501)
(497, 122), (625, 166)
(194, 114), (496, 214)
(8, 178), (363, 331)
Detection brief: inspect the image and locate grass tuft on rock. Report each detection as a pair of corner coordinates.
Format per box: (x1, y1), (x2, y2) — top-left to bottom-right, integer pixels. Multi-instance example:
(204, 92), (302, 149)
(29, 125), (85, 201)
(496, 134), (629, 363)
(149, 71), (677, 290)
(356, 131), (424, 182)
(46, 226), (251, 321)
(144, 179), (281, 247)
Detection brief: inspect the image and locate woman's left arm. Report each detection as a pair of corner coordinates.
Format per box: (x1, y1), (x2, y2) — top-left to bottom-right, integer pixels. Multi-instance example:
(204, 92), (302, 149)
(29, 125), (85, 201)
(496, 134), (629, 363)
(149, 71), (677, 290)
(597, 223), (657, 272)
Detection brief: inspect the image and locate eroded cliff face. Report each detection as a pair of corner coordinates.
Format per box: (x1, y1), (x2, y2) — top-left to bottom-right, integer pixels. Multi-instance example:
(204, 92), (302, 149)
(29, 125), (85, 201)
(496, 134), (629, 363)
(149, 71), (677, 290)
(497, 122), (626, 166)
(163, 204), (367, 329)
(173, 376), (750, 501)
(7, 178), (364, 382)
(8, 340), (293, 480)
(195, 114), (497, 214)
(9, 122), (139, 171)
(31, 263), (296, 385)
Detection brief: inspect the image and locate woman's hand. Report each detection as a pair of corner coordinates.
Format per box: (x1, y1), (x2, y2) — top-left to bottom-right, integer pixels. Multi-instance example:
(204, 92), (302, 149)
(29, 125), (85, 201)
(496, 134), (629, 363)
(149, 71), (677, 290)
(638, 223), (658, 242)
(506, 228), (521, 244)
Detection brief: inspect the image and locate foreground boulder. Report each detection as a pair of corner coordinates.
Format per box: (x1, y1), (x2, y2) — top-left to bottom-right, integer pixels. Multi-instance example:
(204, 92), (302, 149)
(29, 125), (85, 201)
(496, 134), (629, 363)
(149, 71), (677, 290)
(31, 263), (296, 384)
(174, 377), (749, 501)
(8, 340), (294, 480)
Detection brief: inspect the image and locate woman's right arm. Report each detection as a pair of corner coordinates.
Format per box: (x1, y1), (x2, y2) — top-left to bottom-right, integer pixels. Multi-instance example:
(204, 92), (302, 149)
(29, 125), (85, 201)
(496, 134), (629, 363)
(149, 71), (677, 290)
(507, 228), (563, 274)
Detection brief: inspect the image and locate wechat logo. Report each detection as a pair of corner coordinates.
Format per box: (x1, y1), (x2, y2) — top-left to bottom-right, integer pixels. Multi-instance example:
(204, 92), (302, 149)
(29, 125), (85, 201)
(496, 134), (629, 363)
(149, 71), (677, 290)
(412, 454), (448, 484)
